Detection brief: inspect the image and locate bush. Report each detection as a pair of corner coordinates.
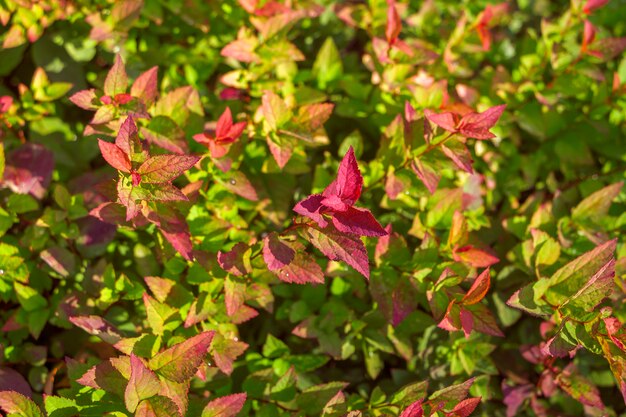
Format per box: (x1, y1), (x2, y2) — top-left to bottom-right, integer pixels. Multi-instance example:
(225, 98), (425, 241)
(1, 0), (625, 416)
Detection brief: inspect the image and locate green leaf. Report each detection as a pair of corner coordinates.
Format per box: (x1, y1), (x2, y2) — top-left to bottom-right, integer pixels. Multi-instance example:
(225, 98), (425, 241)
(313, 37), (343, 88)
(14, 282), (47, 311)
(104, 54), (128, 96)
(135, 396), (181, 417)
(572, 182), (623, 224)
(44, 395), (79, 417)
(262, 334), (289, 358)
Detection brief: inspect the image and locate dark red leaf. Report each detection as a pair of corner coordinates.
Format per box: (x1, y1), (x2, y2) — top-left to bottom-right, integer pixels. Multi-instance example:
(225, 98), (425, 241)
(323, 146), (362, 205)
(331, 207), (387, 237)
(303, 225), (370, 278)
(399, 400), (423, 417)
(293, 194), (327, 227)
(218, 243), (250, 276)
(262, 233), (324, 284)
(448, 397), (481, 417)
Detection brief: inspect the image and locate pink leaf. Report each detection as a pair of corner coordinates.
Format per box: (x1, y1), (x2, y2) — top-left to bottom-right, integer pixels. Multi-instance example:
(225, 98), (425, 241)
(224, 276), (246, 316)
(0, 95), (13, 113)
(583, 0), (609, 14)
(69, 89), (99, 110)
(137, 155), (200, 183)
(453, 245), (499, 268)
(131, 66), (159, 105)
(262, 233), (324, 284)
(216, 107), (234, 138)
(149, 331), (215, 382)
(104, 54), (129, 97)
(221, 38), (260, 63)
(462, 269), (491, 305)
(385, 0), (402, 44)
(582, 20), (597, 52)
(125, 354), (161, 413)
(303, 225), (370, 278)
(267, 135), (294, 168)
(222, 171), (258, 201)
(201, 393), (247, 417)
(98, 139), (131, 172)
(457, 104), (506, 140)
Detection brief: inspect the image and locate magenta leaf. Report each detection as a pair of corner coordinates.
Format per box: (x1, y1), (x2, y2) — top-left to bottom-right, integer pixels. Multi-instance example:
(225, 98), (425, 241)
(201, 393), (247, 417)
(262, 232), (324, 284)
(98, 139), (131, 172)
(0, 391), (43, 417)
(424, 109), (458, 133)
(3, 143), (54, 199)
(104, 54), (129, 97)
(131, 66), (159, 105)
(149, 331), (215, 382)
(325, 146), (362, 204)
(125, 354), (161, 413)
(137, 155), (199, 184)
(584, 0), (609, 14)
(302, 225), (370, 278)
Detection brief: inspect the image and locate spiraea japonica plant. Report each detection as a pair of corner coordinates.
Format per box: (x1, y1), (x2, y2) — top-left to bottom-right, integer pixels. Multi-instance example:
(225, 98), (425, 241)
(1, 0), (626, 416)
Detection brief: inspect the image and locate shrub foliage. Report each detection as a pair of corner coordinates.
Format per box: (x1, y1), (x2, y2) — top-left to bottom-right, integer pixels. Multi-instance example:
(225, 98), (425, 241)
(1, 0), (626, 416)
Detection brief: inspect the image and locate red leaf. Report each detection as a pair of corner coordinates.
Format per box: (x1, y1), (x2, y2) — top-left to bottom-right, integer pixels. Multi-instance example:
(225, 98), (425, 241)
(448, 397), (481, 417)
(399, 400), (423, 417)
(125, 354), (161, 413)
(303, 225), (370, 278)
(202, 393), (247, 417)
(331, 207), (387, 237)
(216, 107), (234, 138)
(131, 66), (159, 105)
(104, 54), (129, 97)
(0, 95), (13, 113)
(462, 269), (491, 305)
(98, 139), (131, 172)
(145, 207), (194, 261)
(262, 233), (324, 284)
(453, 245), (499, 268)
(466, 304), (504, 337)
(457, 104), (506, 139)
(385, 0), (402, 44)
(137, 155), (199, 183)
(149, 331), (215, 382)
(583, 0), (609, 14)
(69, 89), (99, 110)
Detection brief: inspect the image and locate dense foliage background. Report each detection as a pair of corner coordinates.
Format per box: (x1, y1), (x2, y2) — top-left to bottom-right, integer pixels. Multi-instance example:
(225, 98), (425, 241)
(1, 0), (626, 416)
